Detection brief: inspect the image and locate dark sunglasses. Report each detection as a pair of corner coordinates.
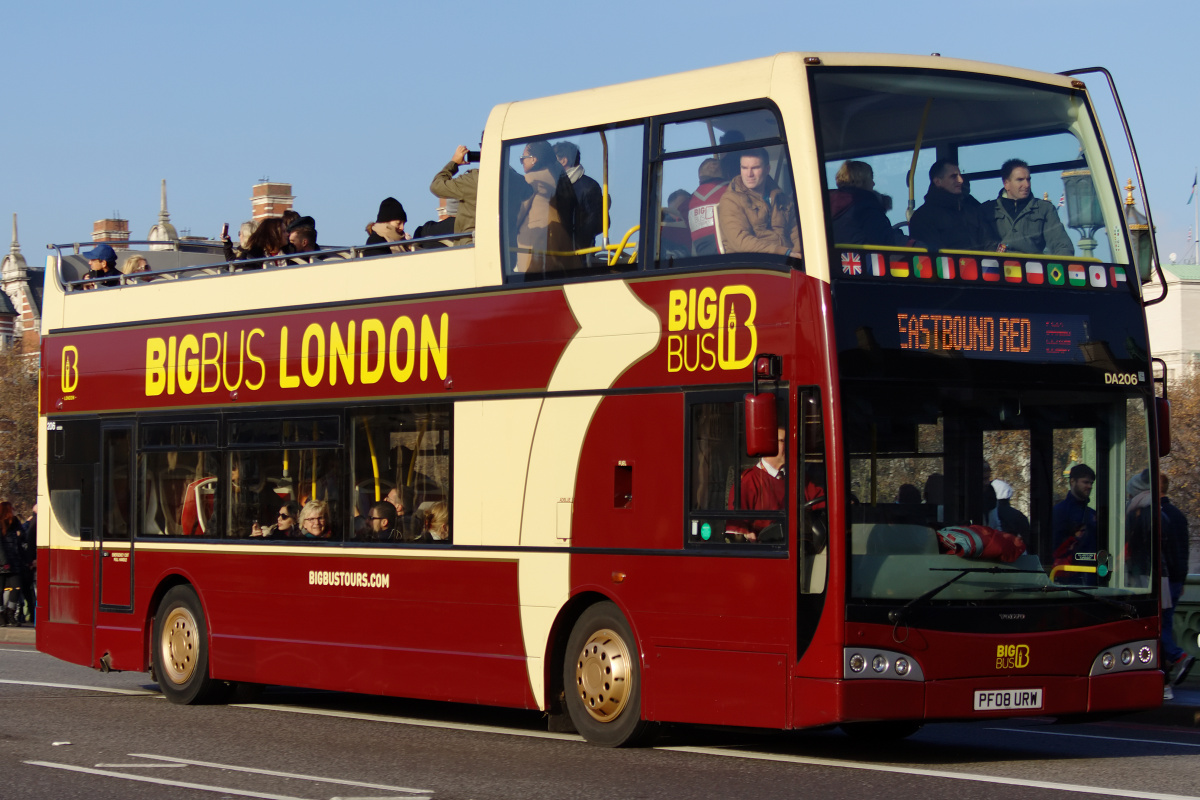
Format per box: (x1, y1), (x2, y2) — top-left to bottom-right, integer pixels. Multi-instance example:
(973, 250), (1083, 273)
(278, 513), (290, 519)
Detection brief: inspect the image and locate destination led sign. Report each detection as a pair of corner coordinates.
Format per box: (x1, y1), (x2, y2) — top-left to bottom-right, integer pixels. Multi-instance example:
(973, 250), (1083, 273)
(894, 310), (1089, 362)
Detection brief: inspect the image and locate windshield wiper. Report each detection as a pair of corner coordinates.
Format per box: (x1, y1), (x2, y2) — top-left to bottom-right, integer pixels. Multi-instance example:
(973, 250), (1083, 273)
(888, 566), (1043, 624)
(986, 584), (1137, 617)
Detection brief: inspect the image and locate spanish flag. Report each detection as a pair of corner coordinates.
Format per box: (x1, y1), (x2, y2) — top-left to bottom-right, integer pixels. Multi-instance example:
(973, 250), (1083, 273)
(1003, 260), (1023, 283)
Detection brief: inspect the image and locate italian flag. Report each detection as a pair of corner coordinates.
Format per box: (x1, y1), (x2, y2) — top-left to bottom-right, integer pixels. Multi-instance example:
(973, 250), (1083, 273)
(936, 256), (955, 280)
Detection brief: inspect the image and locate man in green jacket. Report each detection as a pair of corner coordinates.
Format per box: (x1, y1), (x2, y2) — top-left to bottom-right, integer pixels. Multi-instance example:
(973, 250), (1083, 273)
(429, 145), (479, 240)
(987, 159), (1074, 256)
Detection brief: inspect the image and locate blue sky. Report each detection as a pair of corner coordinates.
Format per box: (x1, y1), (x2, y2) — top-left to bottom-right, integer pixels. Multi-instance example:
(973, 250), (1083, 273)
(3, 0), (1197, 266)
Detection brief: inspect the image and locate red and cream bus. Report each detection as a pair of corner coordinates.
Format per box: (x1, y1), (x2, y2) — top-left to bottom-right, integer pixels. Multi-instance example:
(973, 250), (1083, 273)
(37, 52), (1168, 745)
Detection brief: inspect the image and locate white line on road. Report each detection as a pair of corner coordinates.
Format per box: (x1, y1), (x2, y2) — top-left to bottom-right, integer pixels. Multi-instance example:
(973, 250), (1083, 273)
(0, 647), (38, 653)
(26, 761), (322, 800)
(0, 679), (157, 696)
(657, 745), (1200, 800)
(95, 763), (188, 768)
(233, 702), (582, 742)
(987, 727), (1200, 748)
(128, 754), (433, 794)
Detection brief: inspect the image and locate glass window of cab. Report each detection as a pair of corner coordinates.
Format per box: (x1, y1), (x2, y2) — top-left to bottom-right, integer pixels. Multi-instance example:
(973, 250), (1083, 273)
(654, 108), (801, 268)
(501, 124), (644, 280)
(811, 69), (1130, 265)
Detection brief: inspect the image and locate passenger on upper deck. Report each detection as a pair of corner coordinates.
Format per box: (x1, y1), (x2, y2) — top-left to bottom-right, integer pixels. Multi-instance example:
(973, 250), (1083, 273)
(660, 189), (692, 260)
(828, 161), (903, 247)
(429, 144), (479, 239)
(909, 160), (995, 252)
(717, 149), (800, 258)
(365, 501), (399, 542)
(297, 500), (334, 540)
(121, 254), (155, 283)
(364, 198), (413, 257)
(287, 216), (325, 262)
(985, 159), (1073, 256)
(688, 158), (729, 256)
(514, 141), (579, 274)
(251, 501), (300, 539)
(553, 141), (604, 250)
(385, 486), (422, 542)
(81, 244), (121, 288)
(224, 217), (290, 269)
(421, 501), (450, 543)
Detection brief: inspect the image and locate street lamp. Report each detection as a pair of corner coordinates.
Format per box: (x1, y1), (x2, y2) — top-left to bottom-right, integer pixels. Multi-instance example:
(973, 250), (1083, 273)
(1062, 168), (1104, 259)
(1122, 179), (1153, 281)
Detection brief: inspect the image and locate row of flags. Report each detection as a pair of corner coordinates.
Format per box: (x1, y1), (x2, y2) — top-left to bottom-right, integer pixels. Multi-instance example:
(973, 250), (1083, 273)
(840, 251), (1128, 289)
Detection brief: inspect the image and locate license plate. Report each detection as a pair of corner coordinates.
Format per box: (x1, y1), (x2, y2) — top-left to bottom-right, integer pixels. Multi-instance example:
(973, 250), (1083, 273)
(973, 688), (1043, 711)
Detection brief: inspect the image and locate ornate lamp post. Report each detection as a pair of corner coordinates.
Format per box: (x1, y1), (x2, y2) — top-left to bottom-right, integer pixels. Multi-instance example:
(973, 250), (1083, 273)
(1122, 179), (1153, 281)
(1061, 168), (1104, 259)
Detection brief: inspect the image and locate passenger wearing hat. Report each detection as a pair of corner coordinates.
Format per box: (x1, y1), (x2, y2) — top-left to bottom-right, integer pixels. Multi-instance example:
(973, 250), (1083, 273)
(81, 243), (121, 289)
(287, 215), (325, 263)
(364, 198), (412, 257)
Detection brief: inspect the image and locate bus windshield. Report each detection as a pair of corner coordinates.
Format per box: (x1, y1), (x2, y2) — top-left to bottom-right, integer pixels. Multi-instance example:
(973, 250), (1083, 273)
(811, 68), (1129, 264)
(844, 385), (1155, 603)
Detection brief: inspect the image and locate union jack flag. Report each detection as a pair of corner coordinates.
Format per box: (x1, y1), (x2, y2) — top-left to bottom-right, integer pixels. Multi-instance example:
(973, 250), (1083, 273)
(841, 251), (862, 275)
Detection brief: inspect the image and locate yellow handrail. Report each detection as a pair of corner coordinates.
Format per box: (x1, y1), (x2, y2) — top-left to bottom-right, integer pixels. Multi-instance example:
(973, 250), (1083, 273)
(1049, 564), (1097, 582)
(907, 98), (934, 221)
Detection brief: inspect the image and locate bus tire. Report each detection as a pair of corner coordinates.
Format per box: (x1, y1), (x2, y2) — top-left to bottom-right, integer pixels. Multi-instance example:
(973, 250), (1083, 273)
(152, 585), (222, 705)
(839, 720), (923, 741)
(563, 602), (653, 747)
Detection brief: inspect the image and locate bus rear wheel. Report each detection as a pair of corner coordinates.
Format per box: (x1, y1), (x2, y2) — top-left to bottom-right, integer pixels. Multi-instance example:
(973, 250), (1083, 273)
(563, 602), (653, 747)
(152, 585), (223, 704)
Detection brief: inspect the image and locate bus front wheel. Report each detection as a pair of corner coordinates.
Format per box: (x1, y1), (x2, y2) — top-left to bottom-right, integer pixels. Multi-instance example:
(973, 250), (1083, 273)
(152, 585), (223, 704)
(563, 602), (653, 747)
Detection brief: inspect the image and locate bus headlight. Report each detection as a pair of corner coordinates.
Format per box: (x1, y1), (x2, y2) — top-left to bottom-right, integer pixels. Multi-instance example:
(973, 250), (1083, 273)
(849, 654), (866, 673)
(871, 654), (889, 673)
(1138, 646), (1153, 664)
(1101, 652), (1114, 670)
(1089, 640), (1157, 675)
(1121, 648), (1133, 666)
(894, 658), (911, 676)
(844, 648), (923, 681)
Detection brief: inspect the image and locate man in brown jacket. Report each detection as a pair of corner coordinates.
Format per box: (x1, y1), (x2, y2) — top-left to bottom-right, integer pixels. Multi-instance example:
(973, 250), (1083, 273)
(717, 148), (801, 258)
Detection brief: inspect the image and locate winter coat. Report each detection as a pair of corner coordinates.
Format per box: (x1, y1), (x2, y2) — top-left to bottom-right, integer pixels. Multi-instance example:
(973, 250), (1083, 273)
(986, 194), (1074, 256)
(428, 160), (479, 236)
(717, 176), (801, 256)
(515, 166), (579, 274)
(1162, 497), (1191, 584)
(0, 523), (27, 575)
(566, 166), (605, 249)
(829, 187), (900, 247)
(910, 185), (997, 251)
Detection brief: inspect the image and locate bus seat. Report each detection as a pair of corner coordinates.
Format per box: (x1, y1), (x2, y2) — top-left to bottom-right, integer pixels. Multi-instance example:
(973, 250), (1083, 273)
(180, 477), (216, 536)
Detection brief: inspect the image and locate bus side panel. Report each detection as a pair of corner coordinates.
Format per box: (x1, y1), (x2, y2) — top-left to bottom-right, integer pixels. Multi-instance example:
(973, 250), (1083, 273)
(140, 551), (533, 709)
(40, 546), (95, 667)
(573, 553), (792, 728)
(572, 393), (683, 551)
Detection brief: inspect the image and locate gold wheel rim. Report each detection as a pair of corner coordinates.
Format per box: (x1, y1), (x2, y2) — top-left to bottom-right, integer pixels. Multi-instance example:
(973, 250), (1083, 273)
(160, 606), (199, 686)
(574, 628), (632, 723)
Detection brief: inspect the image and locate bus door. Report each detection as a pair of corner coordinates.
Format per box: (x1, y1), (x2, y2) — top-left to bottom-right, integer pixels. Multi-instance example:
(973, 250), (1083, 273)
(98, 424), (134, 612)
(797, 389), (829, 658)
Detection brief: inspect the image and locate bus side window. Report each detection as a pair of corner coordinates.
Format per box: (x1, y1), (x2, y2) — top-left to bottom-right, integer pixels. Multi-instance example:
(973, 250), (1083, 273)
(351, 405), (451, 544)
(501, 124), (644, 280)
(655, 108), (801, 268)
(686, 397), (787, 547)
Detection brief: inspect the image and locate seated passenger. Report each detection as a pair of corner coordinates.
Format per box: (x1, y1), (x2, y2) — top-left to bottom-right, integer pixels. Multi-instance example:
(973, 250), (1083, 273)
(81, 244), (122, 288)
(365, 501), (399, 542)
(297, 500), (334, 540)
(828, 160), (903, 246)
(554, 141), (604, 249)
(717, 149), (800, 257)
(252, 501), (300, 539)
(364, 198), (413, 257)
(386, 486), (422, 542)
(122, 254), (156, 282)
(660, 189), (692, 260)
(726, 426), (786, 542)
(287, 217), (326, 263)
(224, 217), (290, 269)
(421, 501), (451, 543)
(514, 141), (579, 274)
(985, 158), (1074, 255)
(909, 159), (995, 251)
(688, 158), (729, 255)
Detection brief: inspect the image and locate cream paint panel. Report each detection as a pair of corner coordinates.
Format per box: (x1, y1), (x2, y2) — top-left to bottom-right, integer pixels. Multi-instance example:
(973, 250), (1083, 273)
(453, 398), (542, 548)
(51, 248), (478, 331)
(517, 279), (661, 708)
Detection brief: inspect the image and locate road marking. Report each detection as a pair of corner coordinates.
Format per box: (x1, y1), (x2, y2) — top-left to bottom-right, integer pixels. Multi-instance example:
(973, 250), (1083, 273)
(233, 702), (582, 742)
(987, 727), (1200, 748)
(27, 761), (329, 800)
(657, 745), (1200, 800)
(95, 763), (188, 768)
(0, 679), (157, 696)
(0, 647), (38, 653)
(128, 754), (433, 794)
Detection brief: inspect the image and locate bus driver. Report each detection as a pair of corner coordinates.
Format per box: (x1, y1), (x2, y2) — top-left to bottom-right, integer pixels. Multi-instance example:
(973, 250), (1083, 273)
(726, 426), (787, 543)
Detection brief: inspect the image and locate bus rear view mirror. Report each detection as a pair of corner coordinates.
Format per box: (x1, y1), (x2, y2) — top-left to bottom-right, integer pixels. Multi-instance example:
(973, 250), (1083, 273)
(745, 392), (778, 456)
(1155, 397), (1171, 456)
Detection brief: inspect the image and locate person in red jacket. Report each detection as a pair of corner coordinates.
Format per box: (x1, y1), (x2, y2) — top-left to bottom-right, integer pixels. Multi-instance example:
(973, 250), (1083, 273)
(726, 427), (786, 542)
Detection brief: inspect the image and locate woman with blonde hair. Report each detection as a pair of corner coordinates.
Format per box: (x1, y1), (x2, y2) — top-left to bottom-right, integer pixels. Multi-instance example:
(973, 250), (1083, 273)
(829, 159), (902, 246)
(422, 501), (450, 543)
(121, 254), (155, 282)
(297, 500), (333, 540)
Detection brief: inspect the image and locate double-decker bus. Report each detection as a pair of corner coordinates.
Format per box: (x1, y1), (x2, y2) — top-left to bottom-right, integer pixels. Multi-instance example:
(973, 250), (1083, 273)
(36, 52), (1168, 746)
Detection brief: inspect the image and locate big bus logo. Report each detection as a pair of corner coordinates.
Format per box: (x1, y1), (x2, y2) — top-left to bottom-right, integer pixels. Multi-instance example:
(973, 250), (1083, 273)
(61, 346), (80, 393)
(666, 285), (757, 373)
(996, 643), (1030, 669)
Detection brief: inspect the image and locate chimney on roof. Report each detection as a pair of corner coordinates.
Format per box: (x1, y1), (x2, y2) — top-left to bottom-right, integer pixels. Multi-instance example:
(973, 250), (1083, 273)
(251, 181), (294, 221)
(93, 217), (130, 243)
